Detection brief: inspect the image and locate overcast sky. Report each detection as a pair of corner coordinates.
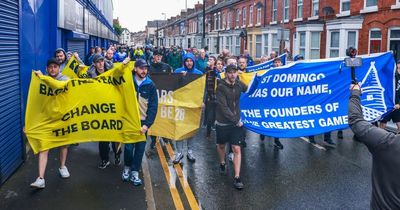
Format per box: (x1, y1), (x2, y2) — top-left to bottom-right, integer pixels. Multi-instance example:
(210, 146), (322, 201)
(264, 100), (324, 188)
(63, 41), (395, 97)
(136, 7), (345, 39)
(113, 0), (200, 33)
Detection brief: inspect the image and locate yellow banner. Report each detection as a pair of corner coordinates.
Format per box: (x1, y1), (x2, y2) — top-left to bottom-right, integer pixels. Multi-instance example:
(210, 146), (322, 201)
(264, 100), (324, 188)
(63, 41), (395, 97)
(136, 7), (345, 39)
(62, 54), (89, 78)
(25, 63), (145, 154)
(148, 74), (205, 140)
(220, 70), (267, 86)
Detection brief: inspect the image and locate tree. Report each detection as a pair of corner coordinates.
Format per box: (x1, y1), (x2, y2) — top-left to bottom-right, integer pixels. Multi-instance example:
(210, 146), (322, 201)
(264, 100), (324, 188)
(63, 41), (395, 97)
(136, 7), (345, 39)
(113, 23), (123, 36)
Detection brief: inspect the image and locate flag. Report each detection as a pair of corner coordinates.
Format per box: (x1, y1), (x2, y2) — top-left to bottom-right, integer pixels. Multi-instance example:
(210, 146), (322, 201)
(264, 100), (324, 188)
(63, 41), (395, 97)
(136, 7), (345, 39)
(240, 52), (396, 138)
(25, 63), (145, 153)
(148, 73), (206, 140)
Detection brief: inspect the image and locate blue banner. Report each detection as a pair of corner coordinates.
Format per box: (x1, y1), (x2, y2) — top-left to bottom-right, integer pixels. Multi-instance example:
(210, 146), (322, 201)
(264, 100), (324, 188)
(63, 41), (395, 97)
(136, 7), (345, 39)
(246, 53), (287, 72)
(240, 52), (396, 138)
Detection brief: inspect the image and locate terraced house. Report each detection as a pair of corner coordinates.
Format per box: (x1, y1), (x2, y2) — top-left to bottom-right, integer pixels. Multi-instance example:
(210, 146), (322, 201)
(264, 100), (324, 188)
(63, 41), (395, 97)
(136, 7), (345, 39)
(158, 0), (400, 61)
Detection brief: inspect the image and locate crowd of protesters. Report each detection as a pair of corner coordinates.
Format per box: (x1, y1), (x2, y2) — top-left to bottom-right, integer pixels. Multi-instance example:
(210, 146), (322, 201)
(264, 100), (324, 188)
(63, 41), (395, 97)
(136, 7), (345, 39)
(26, 42), (400, 209)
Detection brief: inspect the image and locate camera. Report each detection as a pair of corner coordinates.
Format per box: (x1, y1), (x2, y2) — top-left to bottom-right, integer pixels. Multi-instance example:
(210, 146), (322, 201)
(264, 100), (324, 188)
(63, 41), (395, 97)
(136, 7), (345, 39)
(344, 47), (362, 67)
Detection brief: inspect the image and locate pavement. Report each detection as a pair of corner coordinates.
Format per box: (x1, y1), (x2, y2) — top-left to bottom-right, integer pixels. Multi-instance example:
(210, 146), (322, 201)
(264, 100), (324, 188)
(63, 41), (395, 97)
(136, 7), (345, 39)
(0, 125), (385, 210)
(0, 142), (147, 210)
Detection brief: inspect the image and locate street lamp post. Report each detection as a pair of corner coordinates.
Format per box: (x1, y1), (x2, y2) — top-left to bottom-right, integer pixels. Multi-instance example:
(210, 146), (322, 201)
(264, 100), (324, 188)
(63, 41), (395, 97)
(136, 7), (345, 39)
(202, 0), (206, 48)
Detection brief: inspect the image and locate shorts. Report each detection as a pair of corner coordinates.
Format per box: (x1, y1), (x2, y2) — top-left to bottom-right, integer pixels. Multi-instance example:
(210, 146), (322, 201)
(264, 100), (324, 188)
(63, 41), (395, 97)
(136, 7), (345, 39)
(380, 109), (400, 123)
(216, 124), (245, 146)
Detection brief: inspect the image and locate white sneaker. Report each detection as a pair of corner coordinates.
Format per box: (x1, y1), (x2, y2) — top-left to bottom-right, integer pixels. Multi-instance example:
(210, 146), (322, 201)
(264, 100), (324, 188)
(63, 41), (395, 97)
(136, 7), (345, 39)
(59, 166), (70, 178)
(228, 152), (234, 162)
(122, 167), (130, 182)
(130, 171), (142, 186)
(30, 177), (45, 189)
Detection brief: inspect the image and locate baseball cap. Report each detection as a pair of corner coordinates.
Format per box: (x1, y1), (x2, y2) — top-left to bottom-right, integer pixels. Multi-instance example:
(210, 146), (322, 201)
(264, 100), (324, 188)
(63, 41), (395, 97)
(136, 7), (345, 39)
(294, 54), (304, 61)
(134, 59), (149, 68)
(225, 64), (238, 72)
(154, 50), (163, 56)
(92, 54), (105, 63)
(47, 58), (60, 67)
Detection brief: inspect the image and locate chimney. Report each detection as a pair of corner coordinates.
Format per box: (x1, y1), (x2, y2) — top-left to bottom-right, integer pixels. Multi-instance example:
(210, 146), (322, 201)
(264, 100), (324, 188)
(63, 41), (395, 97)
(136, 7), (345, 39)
(195, 2), (203, 11)
(205, 0), (215, 8)
(187, 8), (195, 15)
(180, 9), (187, 17)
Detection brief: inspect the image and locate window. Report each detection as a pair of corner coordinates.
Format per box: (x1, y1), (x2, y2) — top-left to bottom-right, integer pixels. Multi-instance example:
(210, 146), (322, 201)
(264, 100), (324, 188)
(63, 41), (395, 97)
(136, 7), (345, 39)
(272, 34), (279, 53)
(329, 31), (340, 57)
(214, 14), (217, 30)
(249, 6), (253, 25)
(218, 13), (222, 30)
(310, 32), (320, 59)
(263, 34), (269, 55)
(369, 29), (381, 53)
(236, 9), (240, 27)
(311, 0), (319, 17)
(272, 0), (277, 22)
(242, 7), (247, 26)
(341, 0), (350, 13)
(222, 13), (226, 29)
(248, 35), (253, 56)
(227, 12), (231, 29)
(389, 28), (400, 61)
(297, 0), (303, 18)
(366, 0), (377, 7)
(235, 36), (241, 55)
(347, 31), (356, 48)
(257, 7), (262, 24)
(284, 0), (290, 21)
(299, 32), (306, 57)
(256, 35), (262, 57)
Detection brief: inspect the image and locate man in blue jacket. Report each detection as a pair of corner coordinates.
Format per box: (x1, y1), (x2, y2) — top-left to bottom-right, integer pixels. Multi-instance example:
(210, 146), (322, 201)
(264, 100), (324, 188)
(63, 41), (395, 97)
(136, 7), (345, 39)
(173, 53), (203, 164)
(122, 59), (158, 186)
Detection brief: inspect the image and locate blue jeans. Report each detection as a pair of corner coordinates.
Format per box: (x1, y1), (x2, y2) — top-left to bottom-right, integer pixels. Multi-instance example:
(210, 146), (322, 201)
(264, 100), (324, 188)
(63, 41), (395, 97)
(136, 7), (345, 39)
(124, 141), (146, 172)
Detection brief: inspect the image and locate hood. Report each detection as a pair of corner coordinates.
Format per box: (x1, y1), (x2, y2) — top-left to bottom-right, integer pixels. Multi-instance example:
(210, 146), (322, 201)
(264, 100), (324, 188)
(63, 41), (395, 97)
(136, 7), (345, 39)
(183, 53), (196, 70)
(134, 75), (153, 87)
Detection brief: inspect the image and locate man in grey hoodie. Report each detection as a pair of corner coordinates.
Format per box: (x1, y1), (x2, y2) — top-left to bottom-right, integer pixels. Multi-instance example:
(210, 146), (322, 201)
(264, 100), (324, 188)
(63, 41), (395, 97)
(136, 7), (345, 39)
(349, 83), (400, 209)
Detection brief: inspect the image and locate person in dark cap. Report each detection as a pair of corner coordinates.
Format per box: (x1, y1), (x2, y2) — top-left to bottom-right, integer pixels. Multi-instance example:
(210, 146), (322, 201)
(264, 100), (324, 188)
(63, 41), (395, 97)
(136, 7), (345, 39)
(30, 58), (71, 189)
(149, 50), (173, 74)
(122, 58), (158, 186)
(215, 64), (247, 190)
(86, 54), (122, 169)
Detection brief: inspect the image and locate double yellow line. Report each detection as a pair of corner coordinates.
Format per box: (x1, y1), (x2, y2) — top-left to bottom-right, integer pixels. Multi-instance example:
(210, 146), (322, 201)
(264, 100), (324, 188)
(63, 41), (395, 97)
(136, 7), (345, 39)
(155, 138), (200, 210)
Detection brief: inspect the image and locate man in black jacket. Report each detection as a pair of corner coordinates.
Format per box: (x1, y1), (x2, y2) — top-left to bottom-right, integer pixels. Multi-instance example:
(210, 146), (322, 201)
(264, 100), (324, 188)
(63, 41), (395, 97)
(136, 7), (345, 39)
(215, 64), (247, 190)
(349, 83), (400, 209)
(149, 50), (173, 74)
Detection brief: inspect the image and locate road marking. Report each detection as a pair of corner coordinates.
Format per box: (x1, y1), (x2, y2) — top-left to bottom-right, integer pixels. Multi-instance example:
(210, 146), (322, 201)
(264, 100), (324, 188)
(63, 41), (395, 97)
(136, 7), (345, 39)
(155, 140), (184, 210)
(142, 157), (156, 210)
(299, 137), (327, 150)
(165, 143), (200, 210)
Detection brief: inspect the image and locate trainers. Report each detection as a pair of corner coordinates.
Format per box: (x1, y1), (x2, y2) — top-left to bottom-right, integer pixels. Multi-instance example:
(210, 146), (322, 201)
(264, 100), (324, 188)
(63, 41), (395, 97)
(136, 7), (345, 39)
(173, 152), (183, 164)
(324, 139), (336, 148)
(122, 168), (130, 182)
(187, 150), (196, 162)
(130, 171), (142, 186)
(274, 139), (284, 150)
(228, 152), (234, 162)
(59, 166), (70, 178)
(115, 154), (121, 165)
(30, 177), (45, 189)
(98, 160), (110, 169)
(233, 177), (244, 190)
(219, 163), (226, 175)
(337, 131), (343, 139)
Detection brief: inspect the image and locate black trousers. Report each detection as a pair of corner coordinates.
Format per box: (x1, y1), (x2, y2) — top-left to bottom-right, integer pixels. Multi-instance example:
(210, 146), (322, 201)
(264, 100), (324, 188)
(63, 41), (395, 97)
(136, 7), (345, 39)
(99, 142), (122, 161)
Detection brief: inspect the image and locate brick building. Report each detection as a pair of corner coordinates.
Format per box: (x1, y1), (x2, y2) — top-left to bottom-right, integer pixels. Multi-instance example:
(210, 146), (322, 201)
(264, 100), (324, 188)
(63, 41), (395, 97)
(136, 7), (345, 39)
(159, 0), (400, 61)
